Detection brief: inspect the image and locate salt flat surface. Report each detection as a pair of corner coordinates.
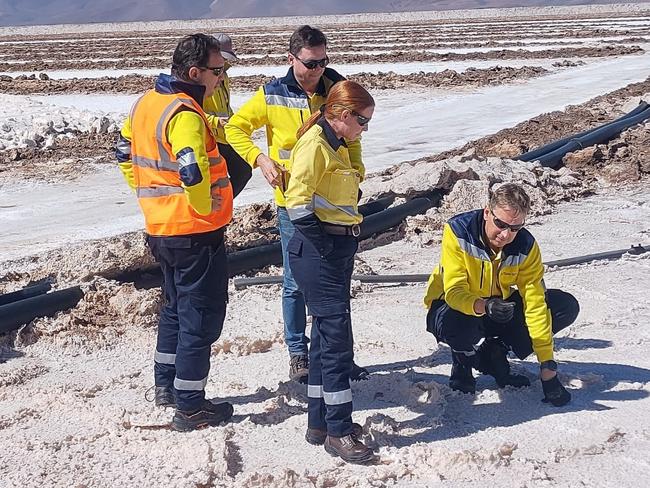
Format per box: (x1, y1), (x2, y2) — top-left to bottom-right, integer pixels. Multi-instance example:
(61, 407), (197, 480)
(1, 50), (648, 261)
(1, 184), (649, 487)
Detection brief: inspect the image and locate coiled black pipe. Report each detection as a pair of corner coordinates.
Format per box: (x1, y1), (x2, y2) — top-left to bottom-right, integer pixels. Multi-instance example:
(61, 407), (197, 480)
(518, 101), (649, 162)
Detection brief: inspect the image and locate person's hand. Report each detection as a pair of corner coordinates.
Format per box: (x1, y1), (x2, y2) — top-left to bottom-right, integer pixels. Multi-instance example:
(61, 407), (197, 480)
(541, 375), (571, 406)
(256, 154), (286, 189)
(485, 298), (515, 323)
(211, 195), (223, 212)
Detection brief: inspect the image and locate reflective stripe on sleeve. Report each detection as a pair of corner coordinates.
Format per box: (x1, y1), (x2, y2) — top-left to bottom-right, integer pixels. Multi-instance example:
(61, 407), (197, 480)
(457, 237), (491, 261)
(177, 148), (199, 168)
(502, 253), (528, 267)
(264, 94), (309, 109)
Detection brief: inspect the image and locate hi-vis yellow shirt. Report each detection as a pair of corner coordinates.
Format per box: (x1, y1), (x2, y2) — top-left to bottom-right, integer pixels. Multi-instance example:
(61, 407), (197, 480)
(423, 210), (553, 362)
(203, 71), (233, 144)
(224, 67), (363, 207)
(285, 123), (363, 226)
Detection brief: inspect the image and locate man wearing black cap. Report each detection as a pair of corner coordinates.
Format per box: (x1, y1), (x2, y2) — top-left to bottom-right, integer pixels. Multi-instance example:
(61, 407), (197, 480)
(204, 33), (252, 198)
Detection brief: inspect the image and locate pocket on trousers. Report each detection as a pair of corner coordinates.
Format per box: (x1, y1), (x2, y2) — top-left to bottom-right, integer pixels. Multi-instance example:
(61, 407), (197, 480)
(287, 236), (303, 257)
(189, 293), (227, 342)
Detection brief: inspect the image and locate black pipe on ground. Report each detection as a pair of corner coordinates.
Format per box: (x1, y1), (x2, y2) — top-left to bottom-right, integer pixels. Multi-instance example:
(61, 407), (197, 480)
(232, 244), (650, 289)
(518, 104), (650, 169)
(0, 281), (52, 307)
(0, 195), (440, 333)
(0, 286), (84, 334)
(518, 101), (649, 163)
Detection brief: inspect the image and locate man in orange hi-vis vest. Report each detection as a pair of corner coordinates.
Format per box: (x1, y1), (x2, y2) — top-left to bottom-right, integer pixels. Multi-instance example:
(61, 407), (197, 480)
(116, 34), (234, 432)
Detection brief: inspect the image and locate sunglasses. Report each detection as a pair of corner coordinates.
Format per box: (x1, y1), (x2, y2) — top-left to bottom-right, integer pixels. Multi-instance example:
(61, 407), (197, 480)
(295, 56), (329, 70)
(199, 65), (225, 77)
(491, 210), (525, 232)
(351, 110), (371, 127)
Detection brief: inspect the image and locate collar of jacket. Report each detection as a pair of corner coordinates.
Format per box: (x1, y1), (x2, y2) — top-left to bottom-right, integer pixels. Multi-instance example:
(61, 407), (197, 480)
(317, 117), (347, 151)
(155, 73), (206, 106)
(281, 67), (327, 97)
(450, 209), (532, 258)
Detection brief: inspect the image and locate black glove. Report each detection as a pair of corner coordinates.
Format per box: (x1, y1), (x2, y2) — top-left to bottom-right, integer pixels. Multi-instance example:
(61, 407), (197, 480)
(541, 375), (571, 407)
(485, 298), (515, 323)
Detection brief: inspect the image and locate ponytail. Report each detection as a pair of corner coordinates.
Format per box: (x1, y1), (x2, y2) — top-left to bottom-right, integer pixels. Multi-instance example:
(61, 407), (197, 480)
(296, 81), (374, 140)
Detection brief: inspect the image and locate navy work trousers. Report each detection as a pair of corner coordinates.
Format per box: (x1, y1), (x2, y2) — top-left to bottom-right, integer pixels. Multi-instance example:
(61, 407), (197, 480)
(147, 229), (228, 411)
(288, 230), (358, 437)
(427, 289), (579, 365)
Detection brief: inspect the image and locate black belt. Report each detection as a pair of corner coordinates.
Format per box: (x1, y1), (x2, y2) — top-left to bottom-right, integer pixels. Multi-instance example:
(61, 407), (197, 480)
(322, 223), (361, 237)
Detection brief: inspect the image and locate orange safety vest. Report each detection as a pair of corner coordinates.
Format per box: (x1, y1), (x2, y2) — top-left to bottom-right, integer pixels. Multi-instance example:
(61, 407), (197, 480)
(129, 90), (233, 236)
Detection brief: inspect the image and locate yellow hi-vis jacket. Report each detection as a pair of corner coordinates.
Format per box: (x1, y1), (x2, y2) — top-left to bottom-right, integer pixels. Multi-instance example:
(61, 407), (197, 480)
(203, 70), (233, 144)
(285, 120), (363, 226)
(115, 74), (233, 236)
(224, 67), (364, 207)
(423, 209), (553, 362)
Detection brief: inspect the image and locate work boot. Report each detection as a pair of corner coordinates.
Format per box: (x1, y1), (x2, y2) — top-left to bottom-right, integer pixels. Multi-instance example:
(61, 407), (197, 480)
(154, 385), (176, 408)
(289, 354), (309, 383)
(478, 339), (530, 389)
(171, 399), (234, 432)
(350, 362), (370, 381)
(324, 434), (376, 465)
(449, 363), (476, 394)
(305, 422), (363, 446)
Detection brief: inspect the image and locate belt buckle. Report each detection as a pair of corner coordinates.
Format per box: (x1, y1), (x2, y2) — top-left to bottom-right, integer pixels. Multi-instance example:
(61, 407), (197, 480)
(351, 224), (361, 237)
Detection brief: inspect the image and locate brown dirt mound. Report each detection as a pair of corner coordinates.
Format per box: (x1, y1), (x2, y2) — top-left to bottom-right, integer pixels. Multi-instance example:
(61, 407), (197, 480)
(384, 77), (650, 185)
(0, 45), (640, 72)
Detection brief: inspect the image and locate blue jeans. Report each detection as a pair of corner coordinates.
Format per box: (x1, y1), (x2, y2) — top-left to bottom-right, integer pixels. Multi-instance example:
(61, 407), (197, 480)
(277, 206), (308, 356)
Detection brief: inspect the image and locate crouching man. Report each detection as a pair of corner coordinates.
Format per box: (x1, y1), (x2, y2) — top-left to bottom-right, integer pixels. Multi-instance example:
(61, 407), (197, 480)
(424, 183), (579, 406)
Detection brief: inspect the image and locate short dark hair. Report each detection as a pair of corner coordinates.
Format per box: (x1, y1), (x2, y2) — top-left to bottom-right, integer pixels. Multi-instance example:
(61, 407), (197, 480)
(289, 25), (327, 56)
(171, 33), (221, 81)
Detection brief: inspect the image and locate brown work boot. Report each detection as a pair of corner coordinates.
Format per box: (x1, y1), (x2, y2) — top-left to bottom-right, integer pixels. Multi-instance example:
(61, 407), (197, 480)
(289, 354), (309, 383)
(305, 422), (363, 446)
(171, 399), (234, 432)
(324, 434), (375, 465)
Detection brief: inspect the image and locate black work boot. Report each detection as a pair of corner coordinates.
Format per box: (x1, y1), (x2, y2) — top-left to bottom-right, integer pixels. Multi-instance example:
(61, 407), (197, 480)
(305, 422), (363, 446)
(171, 399), (234, 432)
(324, 434), (376, 465)
(289, 354), (309, 383)
(350, 362), (370, 381)
(449, 362), (476, 394)
(478, 339), (530, 388)
(154, 385), (176, 408)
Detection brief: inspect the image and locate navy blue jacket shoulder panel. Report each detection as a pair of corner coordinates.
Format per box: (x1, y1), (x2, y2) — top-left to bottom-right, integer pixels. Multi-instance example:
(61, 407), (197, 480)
(447, 209), (536, 258)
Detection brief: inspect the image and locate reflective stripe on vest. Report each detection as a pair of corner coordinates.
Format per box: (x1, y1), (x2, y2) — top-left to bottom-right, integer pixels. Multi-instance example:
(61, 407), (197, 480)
(129, 90), (233, 236)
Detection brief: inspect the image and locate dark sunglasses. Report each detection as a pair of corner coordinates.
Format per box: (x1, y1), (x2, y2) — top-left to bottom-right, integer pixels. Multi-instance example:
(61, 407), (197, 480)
(199, 65), (225, 76)
(491, 210), (525, 232)
(351, 110), (371, 127)
(295, 56), (329, 70)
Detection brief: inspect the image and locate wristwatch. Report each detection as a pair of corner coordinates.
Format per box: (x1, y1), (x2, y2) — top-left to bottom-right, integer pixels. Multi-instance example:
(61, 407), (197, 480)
(540, 360), (558, 371)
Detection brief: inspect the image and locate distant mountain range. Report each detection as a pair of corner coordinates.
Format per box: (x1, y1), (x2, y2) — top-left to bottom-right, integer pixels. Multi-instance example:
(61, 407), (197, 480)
(0, 0), (647, 27)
